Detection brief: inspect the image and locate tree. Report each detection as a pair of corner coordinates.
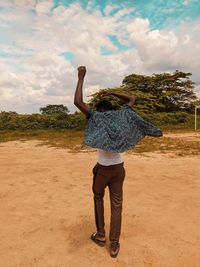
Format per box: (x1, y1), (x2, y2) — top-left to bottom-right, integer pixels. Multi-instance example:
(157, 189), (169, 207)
(122, 70), (197, 113)
(40, 104), (69, 115)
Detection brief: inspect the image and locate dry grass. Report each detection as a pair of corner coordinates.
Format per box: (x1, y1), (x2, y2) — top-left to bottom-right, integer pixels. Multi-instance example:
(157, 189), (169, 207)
(0, 129), (200, 156)
(130, 135), (200, 156)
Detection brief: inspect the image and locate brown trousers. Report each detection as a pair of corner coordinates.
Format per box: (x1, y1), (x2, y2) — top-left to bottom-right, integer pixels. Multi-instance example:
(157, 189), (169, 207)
(92, 162), (125, 246)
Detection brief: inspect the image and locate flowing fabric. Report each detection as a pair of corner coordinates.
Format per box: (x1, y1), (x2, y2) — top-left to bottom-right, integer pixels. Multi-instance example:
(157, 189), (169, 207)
(84, 105), (162, 153)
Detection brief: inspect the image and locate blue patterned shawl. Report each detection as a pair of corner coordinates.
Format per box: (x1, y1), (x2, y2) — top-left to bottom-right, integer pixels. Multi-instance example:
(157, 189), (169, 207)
(84, 105), (162, 153)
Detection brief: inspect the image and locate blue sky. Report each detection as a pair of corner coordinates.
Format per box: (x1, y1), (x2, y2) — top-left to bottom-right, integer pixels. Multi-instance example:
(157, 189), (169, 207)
(0, 0), (200, 113)
(53, 0), (200, 27)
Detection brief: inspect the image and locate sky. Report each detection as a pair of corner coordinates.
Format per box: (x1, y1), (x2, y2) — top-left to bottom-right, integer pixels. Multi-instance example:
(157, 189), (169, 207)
(0, 0), (200, 114)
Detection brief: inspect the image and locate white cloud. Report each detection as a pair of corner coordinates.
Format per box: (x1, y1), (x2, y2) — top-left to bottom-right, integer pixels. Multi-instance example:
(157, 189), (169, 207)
(126, 18), (179, 69)
(0, 1), (200, 114)
(35, 1), (52, 14)
(183, 0), (190, 6)
(104, 5), (117, 16)
(126, 17), (200, 80)
(11, 0), (37, 7)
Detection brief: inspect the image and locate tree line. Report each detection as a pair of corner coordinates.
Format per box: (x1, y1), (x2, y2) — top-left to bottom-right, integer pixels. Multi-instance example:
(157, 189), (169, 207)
(0, 107), (86, 130)
(0, 71), (199, 131)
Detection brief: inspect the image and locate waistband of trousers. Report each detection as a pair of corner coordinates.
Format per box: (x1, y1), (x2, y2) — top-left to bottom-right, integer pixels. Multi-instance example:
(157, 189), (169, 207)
(96, 162), (124, 168)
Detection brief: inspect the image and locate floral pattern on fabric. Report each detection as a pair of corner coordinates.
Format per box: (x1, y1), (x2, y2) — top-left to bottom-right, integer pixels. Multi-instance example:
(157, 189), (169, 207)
(84, 105), (162, 153)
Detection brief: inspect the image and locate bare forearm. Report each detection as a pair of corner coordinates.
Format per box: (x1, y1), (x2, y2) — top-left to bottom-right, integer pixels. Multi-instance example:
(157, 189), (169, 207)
(111, 92), (136, 102)
(74, 77), (84, 105)
(74, 66), (89, 115)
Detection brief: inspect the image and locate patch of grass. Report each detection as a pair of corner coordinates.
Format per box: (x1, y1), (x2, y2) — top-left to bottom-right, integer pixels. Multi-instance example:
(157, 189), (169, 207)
(0, 129), (200, 156)
(128, 135), (200, 156)
(0, 130), (85, 151)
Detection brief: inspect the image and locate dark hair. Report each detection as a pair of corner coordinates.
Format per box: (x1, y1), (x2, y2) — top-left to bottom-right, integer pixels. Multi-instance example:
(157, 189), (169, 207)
(96, 99), (116, 112)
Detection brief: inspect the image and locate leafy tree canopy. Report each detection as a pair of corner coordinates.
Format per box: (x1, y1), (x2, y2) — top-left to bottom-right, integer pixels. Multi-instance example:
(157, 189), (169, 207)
(40, 104), (69, 115)
(89, 70), (198, 113)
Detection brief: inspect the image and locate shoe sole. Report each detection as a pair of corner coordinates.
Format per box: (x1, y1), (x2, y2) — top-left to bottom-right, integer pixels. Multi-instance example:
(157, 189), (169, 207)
(110, 245), (120, 258)
(90, 234), (106, 247)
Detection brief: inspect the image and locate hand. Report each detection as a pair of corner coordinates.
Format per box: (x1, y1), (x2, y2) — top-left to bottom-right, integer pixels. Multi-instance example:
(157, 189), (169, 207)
(77, 66), (86, 79)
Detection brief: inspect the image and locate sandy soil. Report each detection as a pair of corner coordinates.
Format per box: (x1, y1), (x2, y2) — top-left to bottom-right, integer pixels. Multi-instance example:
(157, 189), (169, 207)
(164, 132), (200, 141)
(0, 140), (200, 267)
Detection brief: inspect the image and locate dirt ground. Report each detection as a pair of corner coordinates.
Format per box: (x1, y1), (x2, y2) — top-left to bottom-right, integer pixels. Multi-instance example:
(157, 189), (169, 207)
(0, 137), (200, 267)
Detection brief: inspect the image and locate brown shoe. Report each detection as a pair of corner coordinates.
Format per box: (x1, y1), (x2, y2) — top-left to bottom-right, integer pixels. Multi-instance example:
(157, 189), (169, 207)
(110, 243), (120, 258)
(91, 232), (106, 247)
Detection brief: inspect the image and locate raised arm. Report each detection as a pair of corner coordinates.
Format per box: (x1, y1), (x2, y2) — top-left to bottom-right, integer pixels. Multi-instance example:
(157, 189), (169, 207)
(111, 92), (136, 107)
(98, 91), (136, 107)
(74, 66), (89, 116)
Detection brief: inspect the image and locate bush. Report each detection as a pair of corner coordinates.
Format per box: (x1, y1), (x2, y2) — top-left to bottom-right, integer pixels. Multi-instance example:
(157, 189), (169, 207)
(0, 110), (197, 131)
(137, 111), (192, 126)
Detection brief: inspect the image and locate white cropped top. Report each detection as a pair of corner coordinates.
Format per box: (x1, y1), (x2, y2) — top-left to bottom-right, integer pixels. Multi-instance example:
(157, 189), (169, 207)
(97, 149), (123, 166)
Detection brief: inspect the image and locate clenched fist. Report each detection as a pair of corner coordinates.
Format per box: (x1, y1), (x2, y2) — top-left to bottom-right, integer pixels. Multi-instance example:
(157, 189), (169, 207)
(77, 66), (86, 79)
